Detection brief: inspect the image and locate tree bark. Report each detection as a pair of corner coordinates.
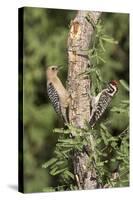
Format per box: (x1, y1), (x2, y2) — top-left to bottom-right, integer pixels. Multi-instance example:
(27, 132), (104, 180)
(67, 10), (101, 189)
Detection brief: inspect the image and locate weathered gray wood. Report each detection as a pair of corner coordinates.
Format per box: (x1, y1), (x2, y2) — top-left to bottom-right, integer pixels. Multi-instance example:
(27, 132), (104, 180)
(67, 10), (101, 190)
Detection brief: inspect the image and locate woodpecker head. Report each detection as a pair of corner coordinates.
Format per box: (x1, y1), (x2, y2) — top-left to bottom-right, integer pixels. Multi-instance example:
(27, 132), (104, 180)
(107, 80), (118, 96)
(46, 66), (59, 80)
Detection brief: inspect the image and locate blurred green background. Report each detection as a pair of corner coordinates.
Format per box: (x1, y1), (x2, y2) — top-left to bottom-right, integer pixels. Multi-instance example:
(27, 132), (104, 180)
(22, 7), (129, 192)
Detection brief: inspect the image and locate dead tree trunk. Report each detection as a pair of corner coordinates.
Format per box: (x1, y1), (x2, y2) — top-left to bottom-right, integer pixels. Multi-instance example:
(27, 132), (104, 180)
(67, 10), (101, 189)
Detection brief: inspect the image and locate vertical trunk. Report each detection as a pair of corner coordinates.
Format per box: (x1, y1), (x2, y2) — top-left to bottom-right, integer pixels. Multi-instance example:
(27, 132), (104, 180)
(67, 10), (101, 189)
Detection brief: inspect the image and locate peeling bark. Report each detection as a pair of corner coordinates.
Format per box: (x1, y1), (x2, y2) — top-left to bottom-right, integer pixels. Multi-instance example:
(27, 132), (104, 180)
(67, 10), (101, 189)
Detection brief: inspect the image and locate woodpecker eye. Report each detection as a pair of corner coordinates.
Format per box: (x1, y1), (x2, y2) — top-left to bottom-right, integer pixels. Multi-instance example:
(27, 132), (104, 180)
(51, 67), (55, 71)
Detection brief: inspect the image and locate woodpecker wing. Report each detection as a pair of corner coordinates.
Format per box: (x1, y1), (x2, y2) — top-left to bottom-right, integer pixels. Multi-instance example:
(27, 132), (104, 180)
(89, 90), (112, 127)
(47, 82), (62, 117)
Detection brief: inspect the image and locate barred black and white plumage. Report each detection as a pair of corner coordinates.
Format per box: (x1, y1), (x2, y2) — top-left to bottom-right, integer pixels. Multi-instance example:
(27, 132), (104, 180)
(89, 80), (118, 128)
(47, 82), (62, 118)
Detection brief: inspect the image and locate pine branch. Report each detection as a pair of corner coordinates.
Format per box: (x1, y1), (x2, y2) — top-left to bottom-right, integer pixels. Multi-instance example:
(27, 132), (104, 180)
(43, 11), (129, 191)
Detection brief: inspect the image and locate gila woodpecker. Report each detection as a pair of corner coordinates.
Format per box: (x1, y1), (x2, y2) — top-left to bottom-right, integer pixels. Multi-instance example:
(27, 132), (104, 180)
(89, 80), (118, 128)
(46, 66), (70, 123)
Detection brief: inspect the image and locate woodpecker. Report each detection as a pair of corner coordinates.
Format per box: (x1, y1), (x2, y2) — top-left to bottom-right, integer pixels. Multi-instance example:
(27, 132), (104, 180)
(46, 66), (70, 123)
(89, 80), (118, 128)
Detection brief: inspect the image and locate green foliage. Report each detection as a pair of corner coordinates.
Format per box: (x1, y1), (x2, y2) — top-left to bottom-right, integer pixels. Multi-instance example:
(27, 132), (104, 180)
(43, 13), (129, 190)
(84, 18), (119, 97)
(84, 15), (129, 187)
(87, 18), (118, 66)
(44, 111), (129, 189)
(23, 7), (75, 193)
(119, 79), (129, 92)
(42, 125), (84, 190)
(23, 7), (129, 192)
(96, 123), (129, 187)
